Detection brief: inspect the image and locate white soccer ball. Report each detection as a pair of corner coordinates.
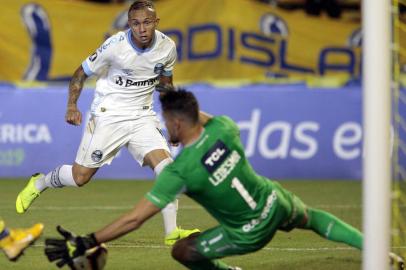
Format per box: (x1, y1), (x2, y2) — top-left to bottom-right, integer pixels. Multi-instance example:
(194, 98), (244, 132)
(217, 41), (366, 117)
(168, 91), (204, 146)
(72, 244), (108, 270)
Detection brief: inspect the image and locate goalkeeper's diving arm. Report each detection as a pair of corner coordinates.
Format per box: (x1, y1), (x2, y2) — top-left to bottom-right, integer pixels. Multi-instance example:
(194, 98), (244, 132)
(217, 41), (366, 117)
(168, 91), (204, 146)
(44, 198), (161, 268)
(94, 198), (161, 243)
(199, 111), (213, 126)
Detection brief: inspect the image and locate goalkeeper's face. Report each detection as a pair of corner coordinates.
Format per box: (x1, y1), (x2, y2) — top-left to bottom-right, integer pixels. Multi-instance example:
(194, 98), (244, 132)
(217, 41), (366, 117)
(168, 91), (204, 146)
(128, 7), (159, 48)
(163, 112), (181, 145)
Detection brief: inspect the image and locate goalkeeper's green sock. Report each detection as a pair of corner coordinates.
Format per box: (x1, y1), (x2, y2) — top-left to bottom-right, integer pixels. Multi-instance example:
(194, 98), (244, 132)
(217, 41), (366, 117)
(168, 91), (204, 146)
(183, 259), (232, 270)
(305, 208), (363, 249)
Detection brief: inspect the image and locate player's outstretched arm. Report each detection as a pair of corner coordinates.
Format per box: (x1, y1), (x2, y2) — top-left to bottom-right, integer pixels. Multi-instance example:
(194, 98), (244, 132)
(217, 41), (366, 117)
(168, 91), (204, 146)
(45, 198), (160, 267)
(199, 111), (213, 126)
(65, 65), (88, 126)
(94, 197), (161, 243)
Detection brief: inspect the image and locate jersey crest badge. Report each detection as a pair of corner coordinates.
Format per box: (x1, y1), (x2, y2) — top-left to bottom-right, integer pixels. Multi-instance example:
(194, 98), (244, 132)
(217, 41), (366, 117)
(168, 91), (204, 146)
(91, 150), (103, 162)
(154, 63), (164, 75)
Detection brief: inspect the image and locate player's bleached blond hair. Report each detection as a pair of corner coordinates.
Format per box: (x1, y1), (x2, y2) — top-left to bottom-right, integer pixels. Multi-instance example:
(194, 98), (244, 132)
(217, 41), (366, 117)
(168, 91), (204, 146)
(128, 0), (155, 16)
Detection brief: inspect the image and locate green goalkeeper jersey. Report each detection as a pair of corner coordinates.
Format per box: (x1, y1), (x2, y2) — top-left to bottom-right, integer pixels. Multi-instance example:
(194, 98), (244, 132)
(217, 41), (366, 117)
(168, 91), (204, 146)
(146, 116), (291, 244)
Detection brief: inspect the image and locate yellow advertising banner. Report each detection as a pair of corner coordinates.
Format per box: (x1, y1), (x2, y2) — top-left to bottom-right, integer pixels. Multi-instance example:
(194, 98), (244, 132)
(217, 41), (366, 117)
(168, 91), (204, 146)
(0, 0), (364, 82)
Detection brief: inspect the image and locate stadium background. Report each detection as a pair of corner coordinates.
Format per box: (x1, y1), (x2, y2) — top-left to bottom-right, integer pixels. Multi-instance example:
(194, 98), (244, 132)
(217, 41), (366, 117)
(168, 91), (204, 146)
(1, 0), (368, 180)
(0, 0), (404, 269)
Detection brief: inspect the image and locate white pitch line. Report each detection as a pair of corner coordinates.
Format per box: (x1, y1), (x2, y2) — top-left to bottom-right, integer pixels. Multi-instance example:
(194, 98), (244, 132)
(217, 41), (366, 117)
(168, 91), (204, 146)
(31, 243), (406, 251)
(0, 204), (363, 211)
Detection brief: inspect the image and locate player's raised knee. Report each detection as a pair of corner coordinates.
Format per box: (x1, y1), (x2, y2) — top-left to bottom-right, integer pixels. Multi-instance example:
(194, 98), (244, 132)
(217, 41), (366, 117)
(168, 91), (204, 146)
(72, 170), (93, 186)
(72, 175), (90, 187)
(171, 236), (201, 263)
(72, 164), (97, 186)
(171, 239), (191, 262)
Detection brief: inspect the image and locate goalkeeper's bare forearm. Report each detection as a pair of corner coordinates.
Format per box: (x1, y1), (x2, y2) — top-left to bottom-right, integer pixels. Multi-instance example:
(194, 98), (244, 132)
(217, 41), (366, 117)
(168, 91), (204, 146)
(66, 65), (88, 126)
(94, 198), (161, 244)
(45, 198), (161, 267)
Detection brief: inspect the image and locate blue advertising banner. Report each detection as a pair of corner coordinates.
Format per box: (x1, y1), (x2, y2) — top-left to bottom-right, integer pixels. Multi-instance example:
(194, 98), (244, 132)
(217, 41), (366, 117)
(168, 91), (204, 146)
(0, 84), (363, 180)
(191, 85), (362, 179)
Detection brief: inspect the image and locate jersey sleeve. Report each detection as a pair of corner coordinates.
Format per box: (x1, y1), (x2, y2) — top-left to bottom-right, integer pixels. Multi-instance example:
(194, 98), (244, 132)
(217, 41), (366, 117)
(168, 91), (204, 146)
(145, 165), (185, 209)
(162, 42), (177, 77)
(212, 116), (240, 137)
(81, 33), (120, 77)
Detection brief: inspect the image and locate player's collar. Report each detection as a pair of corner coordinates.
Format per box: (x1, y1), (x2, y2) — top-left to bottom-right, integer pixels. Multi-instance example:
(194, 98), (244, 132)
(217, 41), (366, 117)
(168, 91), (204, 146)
(184, 128), (206, 148)
(126, 29), (157, 53)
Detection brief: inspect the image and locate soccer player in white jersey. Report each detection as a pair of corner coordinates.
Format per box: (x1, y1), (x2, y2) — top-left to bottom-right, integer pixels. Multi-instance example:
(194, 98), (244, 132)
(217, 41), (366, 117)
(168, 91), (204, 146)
(15, 0), (198, 245)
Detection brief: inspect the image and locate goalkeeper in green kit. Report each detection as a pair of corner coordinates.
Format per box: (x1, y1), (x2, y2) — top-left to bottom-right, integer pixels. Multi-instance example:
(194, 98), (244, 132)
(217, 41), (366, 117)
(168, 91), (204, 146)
(45, 89), (404, 270)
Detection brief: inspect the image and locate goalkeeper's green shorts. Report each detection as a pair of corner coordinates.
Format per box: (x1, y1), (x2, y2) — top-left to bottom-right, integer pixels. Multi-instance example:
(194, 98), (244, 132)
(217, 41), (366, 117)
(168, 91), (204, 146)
(194, 225), (269, 259)
(276, 184), (308, 232)
(194, 183), (308, 259)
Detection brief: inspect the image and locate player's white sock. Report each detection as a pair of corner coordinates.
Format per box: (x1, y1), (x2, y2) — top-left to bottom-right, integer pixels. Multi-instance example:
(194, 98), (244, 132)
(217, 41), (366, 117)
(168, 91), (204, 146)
(154, 158), (178, 235)
(162, 200), (178, 235)
(35, 165), (78, 191)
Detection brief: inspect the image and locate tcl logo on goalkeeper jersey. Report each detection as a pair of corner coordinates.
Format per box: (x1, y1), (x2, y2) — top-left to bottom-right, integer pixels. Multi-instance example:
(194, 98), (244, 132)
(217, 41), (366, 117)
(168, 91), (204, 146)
(201, 140), (230, 173)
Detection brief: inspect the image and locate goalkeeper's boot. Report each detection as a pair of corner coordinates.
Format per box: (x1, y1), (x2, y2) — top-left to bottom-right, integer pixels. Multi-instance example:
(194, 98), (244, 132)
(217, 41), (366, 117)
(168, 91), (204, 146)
(0, 223), (44, 261)
(164, 227), (200, 246)
(390, 252), (405, 270)
(16, 173), (44, 214)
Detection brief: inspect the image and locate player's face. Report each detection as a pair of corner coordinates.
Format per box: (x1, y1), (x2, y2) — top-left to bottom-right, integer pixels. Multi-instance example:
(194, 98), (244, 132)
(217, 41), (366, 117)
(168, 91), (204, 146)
(163, 112), (181, 145)
(128, 8), (159, 48)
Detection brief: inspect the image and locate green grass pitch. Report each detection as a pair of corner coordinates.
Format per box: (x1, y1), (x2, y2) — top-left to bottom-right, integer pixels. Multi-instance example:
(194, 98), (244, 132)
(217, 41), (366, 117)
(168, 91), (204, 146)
(0, 179), (362, 269)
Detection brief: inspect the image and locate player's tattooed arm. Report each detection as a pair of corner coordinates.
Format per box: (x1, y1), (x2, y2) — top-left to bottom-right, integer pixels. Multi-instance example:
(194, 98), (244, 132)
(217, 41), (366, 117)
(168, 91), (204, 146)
(68, 66), (87, 107)
(66, 66), (88, 126)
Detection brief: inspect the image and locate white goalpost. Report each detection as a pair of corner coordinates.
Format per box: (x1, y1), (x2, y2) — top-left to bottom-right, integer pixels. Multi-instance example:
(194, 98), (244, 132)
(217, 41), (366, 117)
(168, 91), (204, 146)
(362, 0), (391, 269)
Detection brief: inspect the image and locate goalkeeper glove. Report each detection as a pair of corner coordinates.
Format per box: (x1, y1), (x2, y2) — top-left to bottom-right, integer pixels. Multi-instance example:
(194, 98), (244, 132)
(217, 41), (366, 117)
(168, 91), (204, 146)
(44, 225), (98, 269)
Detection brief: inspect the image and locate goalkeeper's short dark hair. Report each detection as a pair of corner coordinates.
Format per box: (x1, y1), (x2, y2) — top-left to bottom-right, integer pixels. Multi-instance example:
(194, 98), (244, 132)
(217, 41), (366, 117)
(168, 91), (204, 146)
(159, 89), (200, 124)
(128, 0), (155, 15)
